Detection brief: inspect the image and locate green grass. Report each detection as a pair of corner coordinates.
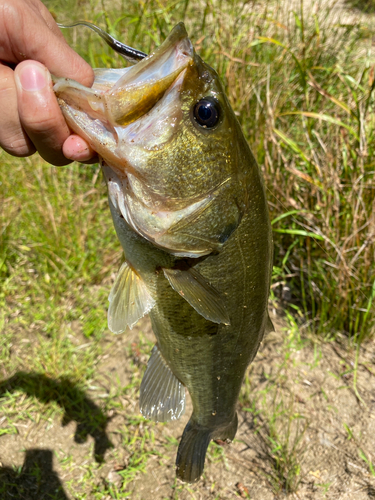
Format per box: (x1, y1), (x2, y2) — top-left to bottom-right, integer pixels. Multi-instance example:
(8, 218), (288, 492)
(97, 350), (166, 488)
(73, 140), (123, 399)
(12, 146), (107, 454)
(45, 0), (375, 339)
(239, 318), (308, 494)
(345, 0), (375, 13)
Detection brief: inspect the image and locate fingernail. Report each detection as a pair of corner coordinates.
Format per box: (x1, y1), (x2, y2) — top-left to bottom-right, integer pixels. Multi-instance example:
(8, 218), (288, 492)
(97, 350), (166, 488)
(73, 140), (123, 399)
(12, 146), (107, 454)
(17, 63), (50, 92)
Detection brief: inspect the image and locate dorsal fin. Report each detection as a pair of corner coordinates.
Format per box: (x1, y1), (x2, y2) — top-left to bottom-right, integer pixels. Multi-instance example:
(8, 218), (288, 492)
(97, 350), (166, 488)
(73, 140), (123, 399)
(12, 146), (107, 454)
(108, 260), (155, 333)
(163, 267), (230, 325)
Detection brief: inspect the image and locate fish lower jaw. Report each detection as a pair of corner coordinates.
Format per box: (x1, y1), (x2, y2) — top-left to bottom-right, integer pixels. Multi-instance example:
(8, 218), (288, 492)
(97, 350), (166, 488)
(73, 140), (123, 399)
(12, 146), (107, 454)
(103, 165), (217, 257)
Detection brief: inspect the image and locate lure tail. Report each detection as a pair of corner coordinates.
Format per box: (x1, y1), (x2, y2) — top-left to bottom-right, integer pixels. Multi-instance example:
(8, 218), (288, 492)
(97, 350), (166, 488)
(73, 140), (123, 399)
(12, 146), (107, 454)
(176, 414), (238, 482)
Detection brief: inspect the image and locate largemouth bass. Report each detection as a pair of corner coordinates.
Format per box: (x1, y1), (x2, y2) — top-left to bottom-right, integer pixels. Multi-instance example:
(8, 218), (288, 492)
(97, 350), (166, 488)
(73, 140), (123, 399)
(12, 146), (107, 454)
(53, 23), (273, 483)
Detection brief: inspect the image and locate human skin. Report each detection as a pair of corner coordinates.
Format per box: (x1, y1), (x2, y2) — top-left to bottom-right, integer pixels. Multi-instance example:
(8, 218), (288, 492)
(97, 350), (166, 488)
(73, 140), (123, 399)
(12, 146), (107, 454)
(0, 0), (97, 165)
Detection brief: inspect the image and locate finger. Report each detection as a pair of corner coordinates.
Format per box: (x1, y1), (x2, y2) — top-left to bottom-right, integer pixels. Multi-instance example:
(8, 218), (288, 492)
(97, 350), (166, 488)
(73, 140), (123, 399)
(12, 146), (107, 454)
(0, 62), (35, 156)
(30, 0), (69, 39)
(63, 135), (97, 163)
(14, 60), (72, 166)
(2, 0), (94, 86)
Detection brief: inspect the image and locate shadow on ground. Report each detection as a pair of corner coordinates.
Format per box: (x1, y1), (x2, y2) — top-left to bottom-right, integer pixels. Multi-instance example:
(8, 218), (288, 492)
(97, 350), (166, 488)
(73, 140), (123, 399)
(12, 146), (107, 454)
(0, 371), (113, 462)
(0, 449), (69, 500)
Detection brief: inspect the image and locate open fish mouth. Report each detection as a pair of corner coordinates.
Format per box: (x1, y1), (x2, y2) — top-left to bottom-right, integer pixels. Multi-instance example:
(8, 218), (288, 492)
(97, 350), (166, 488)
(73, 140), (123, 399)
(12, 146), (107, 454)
(53, 23), (242, 258)
(53, 23), (194, 166)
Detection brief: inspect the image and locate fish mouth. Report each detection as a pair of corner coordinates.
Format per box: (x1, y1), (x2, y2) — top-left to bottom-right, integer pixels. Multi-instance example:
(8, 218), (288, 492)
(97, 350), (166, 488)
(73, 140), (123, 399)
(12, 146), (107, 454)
(54, 23), (194, 132)
(54, 24), (216, 256)
(106, 23), (194, 126)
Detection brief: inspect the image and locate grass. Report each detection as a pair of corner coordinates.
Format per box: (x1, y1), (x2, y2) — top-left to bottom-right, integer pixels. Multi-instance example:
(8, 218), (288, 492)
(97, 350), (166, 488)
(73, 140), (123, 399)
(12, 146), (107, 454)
(1, 0), (375, 497)
(240, 392), (307, 494)
(345, 0), (375, 13)
(47, 0), (375, 339)
(239, 317), (308, 494)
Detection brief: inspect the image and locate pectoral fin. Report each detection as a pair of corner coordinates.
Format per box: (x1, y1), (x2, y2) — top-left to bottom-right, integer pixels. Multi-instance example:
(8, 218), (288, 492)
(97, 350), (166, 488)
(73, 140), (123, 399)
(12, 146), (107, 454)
(163, 267), (230, 325)
(108, 261), (155, 333)
(140, 344), (185, 422)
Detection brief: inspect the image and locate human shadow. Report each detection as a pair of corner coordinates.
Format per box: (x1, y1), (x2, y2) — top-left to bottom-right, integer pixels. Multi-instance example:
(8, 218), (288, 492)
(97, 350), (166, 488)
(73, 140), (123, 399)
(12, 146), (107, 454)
(0, 449), (69, 499)
(0, 371), (113, 462)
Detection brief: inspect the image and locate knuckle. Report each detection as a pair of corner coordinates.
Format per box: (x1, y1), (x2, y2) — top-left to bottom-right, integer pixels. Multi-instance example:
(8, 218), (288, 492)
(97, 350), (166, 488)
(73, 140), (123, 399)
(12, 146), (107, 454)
(1, 135), (35, 157)
(27, 112), (60, 134)
(22, 104), (67, 141)
(0, 68), (15, 94)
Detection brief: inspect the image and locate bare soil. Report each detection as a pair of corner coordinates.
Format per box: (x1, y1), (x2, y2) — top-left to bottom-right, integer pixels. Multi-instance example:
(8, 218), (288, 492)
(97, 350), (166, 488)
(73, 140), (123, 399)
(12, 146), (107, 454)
(1, 312), (375, 499)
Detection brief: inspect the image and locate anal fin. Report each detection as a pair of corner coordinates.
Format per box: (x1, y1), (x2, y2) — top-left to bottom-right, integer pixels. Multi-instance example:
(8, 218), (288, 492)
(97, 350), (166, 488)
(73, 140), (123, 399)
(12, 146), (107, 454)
(108, 260), (155, 333)
(140, 344), (185, 423)
(163, 267), (230, 325)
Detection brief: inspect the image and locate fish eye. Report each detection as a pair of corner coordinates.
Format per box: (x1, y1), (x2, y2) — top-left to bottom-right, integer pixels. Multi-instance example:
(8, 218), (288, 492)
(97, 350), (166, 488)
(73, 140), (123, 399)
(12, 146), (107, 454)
(193, 97), (220, 129)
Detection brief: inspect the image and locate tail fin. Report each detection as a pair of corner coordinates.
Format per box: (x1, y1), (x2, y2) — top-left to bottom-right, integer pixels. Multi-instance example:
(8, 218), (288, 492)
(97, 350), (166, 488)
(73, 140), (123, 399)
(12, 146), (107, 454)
(176, 420), (212, 483)
(176, 413), (238, 483)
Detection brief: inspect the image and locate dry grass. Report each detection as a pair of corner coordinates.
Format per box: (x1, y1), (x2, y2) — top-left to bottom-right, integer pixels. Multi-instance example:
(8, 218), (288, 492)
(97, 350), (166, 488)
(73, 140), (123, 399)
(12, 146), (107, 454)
(46, 0), (375, 338)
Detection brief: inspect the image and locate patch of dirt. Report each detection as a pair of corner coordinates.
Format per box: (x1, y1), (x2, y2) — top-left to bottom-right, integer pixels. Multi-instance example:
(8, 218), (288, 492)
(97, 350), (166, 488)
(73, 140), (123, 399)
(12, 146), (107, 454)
(1, 312), (375, 499)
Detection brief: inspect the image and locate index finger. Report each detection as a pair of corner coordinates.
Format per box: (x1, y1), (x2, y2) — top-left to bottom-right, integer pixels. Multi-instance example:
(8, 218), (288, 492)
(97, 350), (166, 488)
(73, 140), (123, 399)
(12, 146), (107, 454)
(1, 0), (94, 86)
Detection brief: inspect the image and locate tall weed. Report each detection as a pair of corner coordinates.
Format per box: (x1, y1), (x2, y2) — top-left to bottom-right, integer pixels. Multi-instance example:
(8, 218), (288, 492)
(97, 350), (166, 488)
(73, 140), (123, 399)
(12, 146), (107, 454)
(2, 0), (374, 339)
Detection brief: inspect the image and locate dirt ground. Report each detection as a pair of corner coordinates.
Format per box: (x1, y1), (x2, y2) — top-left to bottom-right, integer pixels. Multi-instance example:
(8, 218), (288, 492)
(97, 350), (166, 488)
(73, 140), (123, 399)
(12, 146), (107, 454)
(1, 310), (375, 499)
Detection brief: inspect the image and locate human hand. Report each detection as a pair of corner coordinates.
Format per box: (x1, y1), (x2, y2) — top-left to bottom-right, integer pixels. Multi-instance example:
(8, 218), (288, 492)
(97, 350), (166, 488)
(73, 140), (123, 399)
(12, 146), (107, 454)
(0, 0), (97, 165)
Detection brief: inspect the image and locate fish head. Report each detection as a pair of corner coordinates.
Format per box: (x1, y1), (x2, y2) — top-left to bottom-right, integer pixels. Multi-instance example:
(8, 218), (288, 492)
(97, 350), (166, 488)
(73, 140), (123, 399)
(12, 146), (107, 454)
(54, 23), (253, 257)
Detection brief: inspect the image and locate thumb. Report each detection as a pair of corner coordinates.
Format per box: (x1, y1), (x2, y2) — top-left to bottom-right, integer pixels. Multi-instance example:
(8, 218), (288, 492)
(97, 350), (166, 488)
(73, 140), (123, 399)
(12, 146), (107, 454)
(14, 60), (71, 165)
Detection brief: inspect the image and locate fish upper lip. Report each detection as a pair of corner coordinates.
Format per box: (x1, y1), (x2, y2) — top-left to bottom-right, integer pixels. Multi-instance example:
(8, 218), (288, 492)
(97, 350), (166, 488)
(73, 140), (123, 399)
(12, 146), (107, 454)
(103, 23), (194, 125)
(54, 23), (194, 128)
